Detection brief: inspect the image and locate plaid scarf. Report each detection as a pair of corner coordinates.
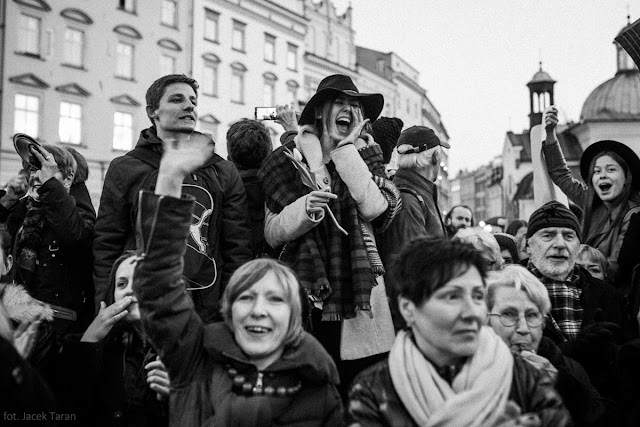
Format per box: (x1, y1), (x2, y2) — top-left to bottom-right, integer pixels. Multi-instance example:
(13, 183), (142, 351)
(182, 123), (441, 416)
(529, 264), (583, 342)
(15, 197), (46, 288)
(259, 137), (399, 320)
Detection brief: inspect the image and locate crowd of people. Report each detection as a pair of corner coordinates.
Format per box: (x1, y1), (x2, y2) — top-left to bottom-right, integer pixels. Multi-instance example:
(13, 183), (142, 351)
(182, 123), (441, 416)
(0, 72), (639, 426)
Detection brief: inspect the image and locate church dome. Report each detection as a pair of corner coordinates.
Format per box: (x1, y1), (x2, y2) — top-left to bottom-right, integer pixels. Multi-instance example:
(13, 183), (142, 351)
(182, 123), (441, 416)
(580, 70), (640, 121)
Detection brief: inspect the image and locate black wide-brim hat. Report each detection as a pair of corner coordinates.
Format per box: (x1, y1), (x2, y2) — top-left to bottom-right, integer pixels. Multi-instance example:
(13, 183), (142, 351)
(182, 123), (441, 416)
(13, 132), (43, 170)
(580, 139), (640, 188)
(299, 74), (384, 126)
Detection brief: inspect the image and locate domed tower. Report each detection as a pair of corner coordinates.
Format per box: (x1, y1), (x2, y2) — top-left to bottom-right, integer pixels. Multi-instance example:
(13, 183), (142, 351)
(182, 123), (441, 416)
(527, 63), (556, 129)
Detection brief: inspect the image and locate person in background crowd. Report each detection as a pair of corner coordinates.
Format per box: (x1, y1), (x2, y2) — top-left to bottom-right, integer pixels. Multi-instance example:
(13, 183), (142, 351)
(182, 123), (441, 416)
(0, 144), (94, 338)
(379, 125), (448, 267)
(258, 74), (401, 398)
(444, 204), (474, 238)
(347, 238), (570, 426)
(543, 105), (640, 278)
(495, 232), (520, 265)
(93, 74), (251, 323)
(576, 244), (611, 282)
(455, 227), (504, 271)
(133, 136), (343, 425)
(525, 201), (623, 402)
(226, 119), (273, 258)
(371, 116), (404, 177)
(487, 265), (608, 426)
(506, 219), (529, 263)
(58, 251), (169, 427)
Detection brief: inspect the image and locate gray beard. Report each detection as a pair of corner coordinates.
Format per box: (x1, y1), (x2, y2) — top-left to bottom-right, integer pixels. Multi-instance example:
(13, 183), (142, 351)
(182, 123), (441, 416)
(532, 256), (575, 281)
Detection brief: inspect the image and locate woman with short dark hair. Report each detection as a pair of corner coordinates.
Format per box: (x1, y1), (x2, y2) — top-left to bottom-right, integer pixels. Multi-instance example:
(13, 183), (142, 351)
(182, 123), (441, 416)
(347, 238), (570, 426)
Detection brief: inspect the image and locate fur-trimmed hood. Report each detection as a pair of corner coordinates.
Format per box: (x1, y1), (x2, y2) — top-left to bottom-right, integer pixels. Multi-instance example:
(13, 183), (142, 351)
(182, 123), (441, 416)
(0, 282), (54, 324)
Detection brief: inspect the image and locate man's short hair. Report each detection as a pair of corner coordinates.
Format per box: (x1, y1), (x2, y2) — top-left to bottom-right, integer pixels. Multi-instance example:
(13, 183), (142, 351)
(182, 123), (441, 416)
(396, 145), (440, 170)
(445, 205), (474, 226)
(145, 74), (199, 125)
(226, 119), (272, 169)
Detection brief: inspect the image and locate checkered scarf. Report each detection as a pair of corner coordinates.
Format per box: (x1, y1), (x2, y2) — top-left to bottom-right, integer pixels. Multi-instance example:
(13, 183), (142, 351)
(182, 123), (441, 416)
(529, 264), (583, 341)
(259, 139), (399, 320)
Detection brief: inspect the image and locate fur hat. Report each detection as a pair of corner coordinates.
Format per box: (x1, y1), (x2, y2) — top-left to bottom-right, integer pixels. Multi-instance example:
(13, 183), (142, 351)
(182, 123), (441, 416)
(298, 74), (384, 126)
(0, 283), (53, 324)
(526, 201), (581, 240)
(396, 126), (450, 154)
(371, 117), (404, 164)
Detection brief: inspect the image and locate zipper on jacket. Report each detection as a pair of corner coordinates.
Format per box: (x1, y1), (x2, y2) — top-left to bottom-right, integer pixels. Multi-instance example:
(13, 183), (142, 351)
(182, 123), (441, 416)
(192, 174), (197, 181)
(253, 371), (264, 394)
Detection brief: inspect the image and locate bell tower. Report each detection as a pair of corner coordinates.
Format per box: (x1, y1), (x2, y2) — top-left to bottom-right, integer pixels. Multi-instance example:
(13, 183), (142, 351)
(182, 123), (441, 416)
(527, 62), (556, 129)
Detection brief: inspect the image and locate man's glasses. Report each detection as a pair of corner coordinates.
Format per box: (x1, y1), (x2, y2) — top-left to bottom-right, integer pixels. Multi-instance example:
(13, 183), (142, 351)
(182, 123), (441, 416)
(488, 311), (543, 328)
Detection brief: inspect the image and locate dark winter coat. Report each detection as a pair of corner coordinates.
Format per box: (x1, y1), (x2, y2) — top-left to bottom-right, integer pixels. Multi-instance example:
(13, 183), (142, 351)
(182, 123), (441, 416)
(238, 167), (267, 258)
(346, 355), (571, 426)
(538, 337), (607, 426)
(93, 127), (252, 323)
(0, 178), (95, 335)
(379, 168), (446, 267)
(134, 191), (343, 426)
(57, 328), (167, 427)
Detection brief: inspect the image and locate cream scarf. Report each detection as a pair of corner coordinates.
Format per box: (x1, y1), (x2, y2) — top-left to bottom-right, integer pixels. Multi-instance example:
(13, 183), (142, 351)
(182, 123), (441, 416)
(389, 327), (513, 426)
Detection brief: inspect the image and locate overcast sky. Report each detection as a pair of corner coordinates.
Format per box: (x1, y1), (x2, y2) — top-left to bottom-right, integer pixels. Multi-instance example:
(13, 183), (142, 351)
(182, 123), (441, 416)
(332, 0), (640, 175)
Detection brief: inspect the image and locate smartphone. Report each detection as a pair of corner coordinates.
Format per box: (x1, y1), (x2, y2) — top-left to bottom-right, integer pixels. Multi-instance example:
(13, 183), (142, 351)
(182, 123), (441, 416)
(255, 107), (277, 121)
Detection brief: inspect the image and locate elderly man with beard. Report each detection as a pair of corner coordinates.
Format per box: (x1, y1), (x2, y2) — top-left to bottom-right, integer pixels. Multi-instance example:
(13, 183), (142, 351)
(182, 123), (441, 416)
(524, 201), (623, 406)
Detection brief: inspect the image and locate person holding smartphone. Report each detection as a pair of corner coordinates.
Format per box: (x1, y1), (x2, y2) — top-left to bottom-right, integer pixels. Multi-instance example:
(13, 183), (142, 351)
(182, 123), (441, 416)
(258, 74), (401, 398)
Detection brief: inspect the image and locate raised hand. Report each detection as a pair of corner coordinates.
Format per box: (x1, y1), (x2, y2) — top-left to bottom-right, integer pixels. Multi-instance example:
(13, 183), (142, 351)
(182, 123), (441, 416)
(145, 356), (170, 400)
(275, 104), (299, 132)
(157, 133), (215, 198)
(1, 173), (28, 208)
(336, 118), (370, 149)
(81, 297), (132, 343)
(30, 146), (61, 184)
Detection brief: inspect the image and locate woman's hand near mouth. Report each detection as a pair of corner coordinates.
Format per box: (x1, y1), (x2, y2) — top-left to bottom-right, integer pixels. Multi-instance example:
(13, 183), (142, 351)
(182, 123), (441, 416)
(30, 146), (60, 184)
(336, 118), (370, 149)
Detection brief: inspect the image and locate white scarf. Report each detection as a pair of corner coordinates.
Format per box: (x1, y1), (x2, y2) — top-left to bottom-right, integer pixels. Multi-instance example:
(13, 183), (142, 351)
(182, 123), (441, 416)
(389, 327), (513, 426)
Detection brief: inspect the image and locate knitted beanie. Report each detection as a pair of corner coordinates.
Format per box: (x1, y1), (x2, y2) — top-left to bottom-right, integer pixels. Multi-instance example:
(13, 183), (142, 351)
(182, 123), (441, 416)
(526, 201), (581, 240)
(371, 116), (403, 164)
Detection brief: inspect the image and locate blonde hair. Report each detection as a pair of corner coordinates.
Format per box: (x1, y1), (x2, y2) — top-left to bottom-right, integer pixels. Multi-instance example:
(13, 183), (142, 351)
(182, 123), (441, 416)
(220, 258), (304, 348)
(455, 227), (504, 270)
(486, 265), (551, 316)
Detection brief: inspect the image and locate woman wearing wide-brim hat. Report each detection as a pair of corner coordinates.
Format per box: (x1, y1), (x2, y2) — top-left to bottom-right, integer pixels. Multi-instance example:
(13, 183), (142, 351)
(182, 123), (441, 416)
(543, 106), (640, 279)
(258, 74), (401, 396)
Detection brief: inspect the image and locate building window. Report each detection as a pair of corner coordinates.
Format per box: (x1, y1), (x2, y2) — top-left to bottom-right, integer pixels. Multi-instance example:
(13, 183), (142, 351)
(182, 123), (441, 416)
(113, 112), (133, 150)
(204, 9), (219, 42)
(161, 0), (177, 27)
(264, 34), (276, 63)
(286, 80), (299, 106)
(230, 63), (246, 104)
(160, 55), (175, 75)
(263, 80), (275, 106)
(119, 0), (136, 13)
(116, 42), (134, 79)
(232, 20), (245, 52)
(63, 28), (84, 67)
(59, 102), (82, 145)
(19, 14), (40, 56)
(202, 62), (218, 97)
(14, 94), (39, 138)
(287, 43), (298, 71)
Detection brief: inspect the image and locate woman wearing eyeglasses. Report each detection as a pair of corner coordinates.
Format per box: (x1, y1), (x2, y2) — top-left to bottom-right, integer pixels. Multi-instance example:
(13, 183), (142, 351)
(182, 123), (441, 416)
(487, 265), (609, 426)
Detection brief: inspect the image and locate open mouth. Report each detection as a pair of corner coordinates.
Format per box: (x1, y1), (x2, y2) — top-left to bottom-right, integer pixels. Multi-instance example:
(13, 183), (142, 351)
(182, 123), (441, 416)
(598, 182), (612, 192)
(245, 326), (272, 334)
(335, 116), (351, 134)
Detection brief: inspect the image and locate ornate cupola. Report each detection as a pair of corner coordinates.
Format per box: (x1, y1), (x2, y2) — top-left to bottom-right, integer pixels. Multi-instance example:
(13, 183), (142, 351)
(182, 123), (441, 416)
(527, 62), (556, 129)
(616, 15), (640, 74)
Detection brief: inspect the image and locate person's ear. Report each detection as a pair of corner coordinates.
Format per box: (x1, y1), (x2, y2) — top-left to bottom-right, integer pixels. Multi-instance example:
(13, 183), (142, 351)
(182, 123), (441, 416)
(146, 105), (158, 121)
(525, 239), (531, 256)
(398, 296), (416, 328)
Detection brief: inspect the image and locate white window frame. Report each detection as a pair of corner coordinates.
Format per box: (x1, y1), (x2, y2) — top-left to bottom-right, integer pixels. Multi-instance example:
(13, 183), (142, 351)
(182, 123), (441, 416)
(231, 69), (245, 104)
(161, 0), (177, 28)
(116, 41), (134, 79)
(160, 54), (176, 75)
(63, 27), (84, 67)
(59, 101), (83, 145)
(202, 62), (218, 97)
(113, 111), (134, 151)
(204, 9), (219, 42)
(119, 0), (136, 13)
(19, 14), (41, 56)
(287, 43), (298, 71)
(14, 93), (40, 138)
(264, 34), (276, 63)
(232, 20), (246, 52)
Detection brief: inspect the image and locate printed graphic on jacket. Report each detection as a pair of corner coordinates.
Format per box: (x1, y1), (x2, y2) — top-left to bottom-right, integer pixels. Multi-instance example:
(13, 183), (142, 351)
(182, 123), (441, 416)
(182, 184), (217, 290)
